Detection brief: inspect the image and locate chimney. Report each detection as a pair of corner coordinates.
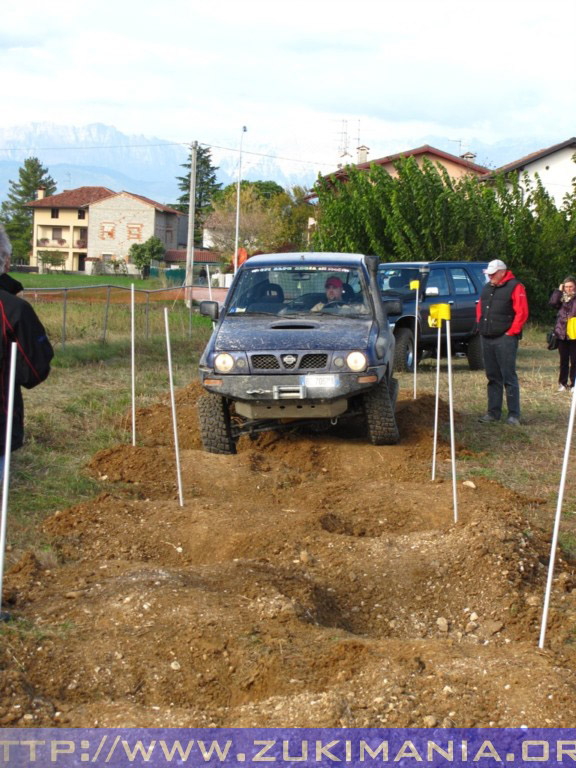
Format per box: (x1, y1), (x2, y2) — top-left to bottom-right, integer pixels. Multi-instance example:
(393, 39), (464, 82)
(357, 145), (369, 164)
(36, 188), (46, 200)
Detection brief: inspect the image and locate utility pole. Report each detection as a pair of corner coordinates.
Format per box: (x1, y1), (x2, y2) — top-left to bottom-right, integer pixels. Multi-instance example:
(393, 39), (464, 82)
(233, 126), (247, 274)
(185, 140), (198, 305)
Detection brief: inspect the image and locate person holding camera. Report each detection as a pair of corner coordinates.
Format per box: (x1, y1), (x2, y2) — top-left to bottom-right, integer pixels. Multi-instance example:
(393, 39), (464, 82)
(549, 277), (576, 392)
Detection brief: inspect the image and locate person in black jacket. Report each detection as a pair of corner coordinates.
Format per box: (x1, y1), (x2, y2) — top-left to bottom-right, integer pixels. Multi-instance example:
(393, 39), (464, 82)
(0, 226), (53, 474)
(476, 259), (529, 426)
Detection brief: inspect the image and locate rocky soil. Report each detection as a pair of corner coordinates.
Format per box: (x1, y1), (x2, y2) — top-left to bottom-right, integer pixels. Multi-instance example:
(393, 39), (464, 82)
(2, 383), (576, 727)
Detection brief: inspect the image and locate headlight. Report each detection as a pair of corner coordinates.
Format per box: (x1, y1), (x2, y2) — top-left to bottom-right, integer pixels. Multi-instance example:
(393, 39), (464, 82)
(214, 353), (235, 373)
(346, 351), (367, 371)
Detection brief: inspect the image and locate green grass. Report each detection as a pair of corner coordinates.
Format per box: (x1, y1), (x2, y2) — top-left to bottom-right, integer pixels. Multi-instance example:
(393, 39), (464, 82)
(16, 272), (166, 289)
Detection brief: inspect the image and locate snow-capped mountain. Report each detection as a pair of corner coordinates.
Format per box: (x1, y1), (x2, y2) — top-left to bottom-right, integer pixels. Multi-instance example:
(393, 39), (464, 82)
(0, 123), (319, 205)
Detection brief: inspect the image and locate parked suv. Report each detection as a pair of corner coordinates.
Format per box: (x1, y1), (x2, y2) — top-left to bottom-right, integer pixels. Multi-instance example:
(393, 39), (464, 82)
(197, 252), (401, 453)
(378, 261), (488, 371)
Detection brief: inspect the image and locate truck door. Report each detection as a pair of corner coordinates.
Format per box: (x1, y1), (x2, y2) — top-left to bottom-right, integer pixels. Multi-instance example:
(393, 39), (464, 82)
(447, 266), (479, 336)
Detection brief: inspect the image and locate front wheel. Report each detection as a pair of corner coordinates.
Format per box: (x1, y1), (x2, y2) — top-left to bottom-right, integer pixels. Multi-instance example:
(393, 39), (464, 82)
(394, 327), (416, 372)
(363, 378), (400, 445)
(197, 393), (237, 454)
(466, 334), (484, 370)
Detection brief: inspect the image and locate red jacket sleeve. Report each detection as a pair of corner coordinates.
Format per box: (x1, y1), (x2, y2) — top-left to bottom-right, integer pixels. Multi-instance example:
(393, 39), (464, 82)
(507, 283), (529, 335)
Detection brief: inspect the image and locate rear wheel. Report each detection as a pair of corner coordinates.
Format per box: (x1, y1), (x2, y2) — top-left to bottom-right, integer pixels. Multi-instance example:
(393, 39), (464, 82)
(363, 378), (400, 445)
(197, 393), (237, 454)
(394, 327), (416, 372)
(466, 334), (484, 370)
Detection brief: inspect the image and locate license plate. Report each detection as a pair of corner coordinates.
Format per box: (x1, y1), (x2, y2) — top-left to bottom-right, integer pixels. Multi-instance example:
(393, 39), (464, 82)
(303, 374), (339, 388)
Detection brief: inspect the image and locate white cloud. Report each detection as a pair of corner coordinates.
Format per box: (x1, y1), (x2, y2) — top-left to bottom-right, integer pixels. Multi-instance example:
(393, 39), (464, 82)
(2, 0), (575, 167)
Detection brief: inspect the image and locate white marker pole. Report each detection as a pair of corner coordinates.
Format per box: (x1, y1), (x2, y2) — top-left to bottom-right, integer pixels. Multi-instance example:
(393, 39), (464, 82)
(0, 344), (18, 615)
(131, 284), (136, 447)
(413, 285), (419, 400)
(164, 308), (184, 507)
(445, 319), (458, 523)
(539, 387), (576, 648)
(206, 264), (213, 302)
(431, 323), (442, 481)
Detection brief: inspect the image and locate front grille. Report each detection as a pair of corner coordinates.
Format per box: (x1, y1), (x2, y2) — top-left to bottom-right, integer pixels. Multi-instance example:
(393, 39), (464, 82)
(250, 352), (329, 371)
(300, 353), (328, 369)
(251, 354), (280, 370)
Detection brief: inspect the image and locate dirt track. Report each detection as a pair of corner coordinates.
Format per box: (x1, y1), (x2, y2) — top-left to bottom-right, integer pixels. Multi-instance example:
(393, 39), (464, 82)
(2, 383), (576, 727)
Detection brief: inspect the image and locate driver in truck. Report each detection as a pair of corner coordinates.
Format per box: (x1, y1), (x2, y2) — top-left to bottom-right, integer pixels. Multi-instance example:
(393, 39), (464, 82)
(312, 276), (344, 311)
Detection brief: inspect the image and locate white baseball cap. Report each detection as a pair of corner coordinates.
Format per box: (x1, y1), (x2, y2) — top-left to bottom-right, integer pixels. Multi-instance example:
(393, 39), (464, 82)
(484, 259), (507, 275)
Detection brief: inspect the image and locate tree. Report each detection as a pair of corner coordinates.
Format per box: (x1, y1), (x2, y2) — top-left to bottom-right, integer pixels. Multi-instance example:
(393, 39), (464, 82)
(0, 157), (57, 263)
(205, 182), (311, 261)
(175, 145), (222, 245)
(129, 236), (165, 277)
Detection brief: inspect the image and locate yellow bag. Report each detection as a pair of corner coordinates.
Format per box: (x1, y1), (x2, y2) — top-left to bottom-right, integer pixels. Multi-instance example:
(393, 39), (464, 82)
(567, 317), (576, 340)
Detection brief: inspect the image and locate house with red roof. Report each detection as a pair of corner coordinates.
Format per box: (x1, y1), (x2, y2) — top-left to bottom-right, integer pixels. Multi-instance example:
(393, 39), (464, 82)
(28, 187), (185, 273)
(328, 144), (490, 183)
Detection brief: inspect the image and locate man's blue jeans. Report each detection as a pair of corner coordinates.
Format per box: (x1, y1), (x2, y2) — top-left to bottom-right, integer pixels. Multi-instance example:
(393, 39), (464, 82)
(481, 333), (520, 420)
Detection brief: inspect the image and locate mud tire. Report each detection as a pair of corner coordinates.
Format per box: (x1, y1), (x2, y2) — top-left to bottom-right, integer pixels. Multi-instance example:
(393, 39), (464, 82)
(394, 327), (416, 372)
(466, 333), (484, 370)
(197, 393), (237, 454)
(363, 378), (400, 445)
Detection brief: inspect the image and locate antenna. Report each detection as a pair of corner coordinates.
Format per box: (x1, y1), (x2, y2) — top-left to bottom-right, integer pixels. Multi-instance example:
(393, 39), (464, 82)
(447, 139), (463, 156)
(338, 119), (352, 162)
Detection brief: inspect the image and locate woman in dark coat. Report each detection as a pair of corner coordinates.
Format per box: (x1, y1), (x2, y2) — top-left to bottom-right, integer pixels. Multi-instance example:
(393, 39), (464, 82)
(549, 276), (576, 391)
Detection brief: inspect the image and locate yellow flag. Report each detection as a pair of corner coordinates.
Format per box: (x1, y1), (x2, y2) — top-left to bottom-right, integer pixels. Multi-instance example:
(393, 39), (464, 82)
(429, 303), (451, 327)
(410, 280), (420, 290)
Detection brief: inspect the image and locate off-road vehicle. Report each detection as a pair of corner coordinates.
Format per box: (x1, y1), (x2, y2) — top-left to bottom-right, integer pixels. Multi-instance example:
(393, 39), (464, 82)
(197, 252), (401, 454)
(378, 261), (488, 371)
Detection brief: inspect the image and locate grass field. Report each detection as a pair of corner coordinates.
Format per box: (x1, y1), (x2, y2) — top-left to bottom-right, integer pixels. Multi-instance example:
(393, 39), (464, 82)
(15, 272), (168, 290)
(6, 320), (576, 564)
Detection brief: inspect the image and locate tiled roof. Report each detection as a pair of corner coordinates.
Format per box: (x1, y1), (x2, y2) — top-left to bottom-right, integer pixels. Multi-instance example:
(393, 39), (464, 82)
(165, 249), (222, 263)
(27, 186), (116, 208)
(119, 192), (181, 215)
(331, 144), (490, 179)
(487, 137), (576, 176)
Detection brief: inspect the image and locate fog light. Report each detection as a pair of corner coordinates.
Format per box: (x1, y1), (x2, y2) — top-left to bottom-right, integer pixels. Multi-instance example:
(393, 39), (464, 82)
(333, 356), (345, 368)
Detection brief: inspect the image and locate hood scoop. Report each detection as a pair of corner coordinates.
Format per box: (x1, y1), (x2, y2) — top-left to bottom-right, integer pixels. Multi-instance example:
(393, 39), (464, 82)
(269, 321), (318, 330)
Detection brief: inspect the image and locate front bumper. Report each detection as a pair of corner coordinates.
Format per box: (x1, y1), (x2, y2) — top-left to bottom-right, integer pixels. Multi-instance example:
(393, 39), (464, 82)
(200, 368), (386, 418)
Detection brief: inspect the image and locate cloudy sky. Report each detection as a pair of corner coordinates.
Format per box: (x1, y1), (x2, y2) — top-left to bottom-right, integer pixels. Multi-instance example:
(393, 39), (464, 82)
(2, 0), (575, 171)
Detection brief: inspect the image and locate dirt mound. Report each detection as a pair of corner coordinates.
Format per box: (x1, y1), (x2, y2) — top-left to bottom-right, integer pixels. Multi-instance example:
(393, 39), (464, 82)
(2, 385), (576, 728)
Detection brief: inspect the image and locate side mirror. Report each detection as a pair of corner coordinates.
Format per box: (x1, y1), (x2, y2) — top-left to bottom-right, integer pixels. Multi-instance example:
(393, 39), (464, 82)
(425, 286), (439, 297)
(200, 300), (219, 321)
(382, 299), (402, 315)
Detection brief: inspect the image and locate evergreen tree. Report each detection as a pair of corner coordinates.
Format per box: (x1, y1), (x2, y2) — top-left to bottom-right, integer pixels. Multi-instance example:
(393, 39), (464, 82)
(0, 157), (57, 263)
(175, 145), (222, 246)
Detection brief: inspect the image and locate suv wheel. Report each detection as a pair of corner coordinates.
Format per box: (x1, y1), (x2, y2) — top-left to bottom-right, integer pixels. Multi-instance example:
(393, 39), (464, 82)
(363, 377), (400, 445)
(466, 334), (484, 370)
(197, 393), (237, 454)
(394, 327), (416, 372)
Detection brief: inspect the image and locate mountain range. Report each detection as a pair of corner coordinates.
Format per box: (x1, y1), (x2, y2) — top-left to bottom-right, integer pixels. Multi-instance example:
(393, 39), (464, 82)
(0, 122), (562, 206)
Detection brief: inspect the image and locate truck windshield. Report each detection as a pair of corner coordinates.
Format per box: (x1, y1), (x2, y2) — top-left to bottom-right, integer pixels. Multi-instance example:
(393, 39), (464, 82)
(226, 265), (371, 317)
(378, 267), (422, 296)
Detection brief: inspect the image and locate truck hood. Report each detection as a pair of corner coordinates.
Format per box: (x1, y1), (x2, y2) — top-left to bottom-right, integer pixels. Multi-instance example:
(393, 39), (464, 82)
(215, 315), (373, 351)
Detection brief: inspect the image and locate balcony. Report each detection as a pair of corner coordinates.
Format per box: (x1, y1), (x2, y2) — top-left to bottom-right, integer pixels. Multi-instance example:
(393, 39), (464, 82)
(75, 240), (87, 249)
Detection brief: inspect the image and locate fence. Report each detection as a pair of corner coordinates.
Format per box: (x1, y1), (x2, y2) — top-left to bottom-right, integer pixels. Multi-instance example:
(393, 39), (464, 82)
(22, 283), (229, 348)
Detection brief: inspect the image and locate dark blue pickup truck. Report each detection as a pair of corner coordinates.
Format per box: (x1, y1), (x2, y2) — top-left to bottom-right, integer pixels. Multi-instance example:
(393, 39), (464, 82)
(378, 261), (488, 371)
